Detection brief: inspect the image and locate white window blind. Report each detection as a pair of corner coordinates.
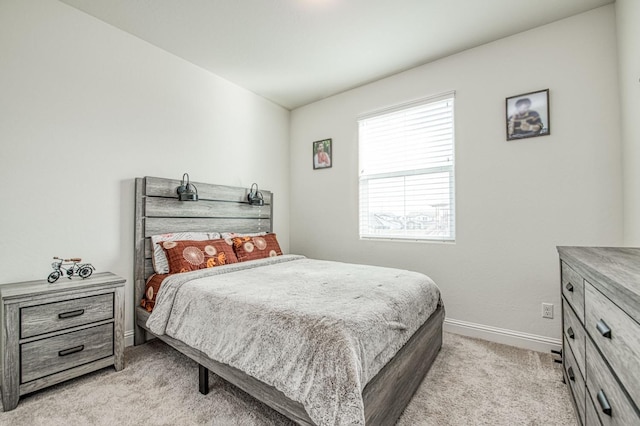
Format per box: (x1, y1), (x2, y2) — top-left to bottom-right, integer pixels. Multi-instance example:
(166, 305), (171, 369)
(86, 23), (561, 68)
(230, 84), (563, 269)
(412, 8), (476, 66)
(358, 92), (455, 241)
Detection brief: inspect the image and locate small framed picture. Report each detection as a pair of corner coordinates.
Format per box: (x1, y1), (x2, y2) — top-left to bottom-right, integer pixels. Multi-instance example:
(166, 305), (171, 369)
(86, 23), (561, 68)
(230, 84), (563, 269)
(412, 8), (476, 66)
(313, 138), (332, 169)
(506, 89), (550, 141)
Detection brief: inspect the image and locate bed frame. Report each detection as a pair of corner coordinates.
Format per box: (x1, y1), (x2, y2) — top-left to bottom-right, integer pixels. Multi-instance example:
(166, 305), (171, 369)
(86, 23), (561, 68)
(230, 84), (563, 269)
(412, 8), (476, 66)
(134, 176), (444, 425)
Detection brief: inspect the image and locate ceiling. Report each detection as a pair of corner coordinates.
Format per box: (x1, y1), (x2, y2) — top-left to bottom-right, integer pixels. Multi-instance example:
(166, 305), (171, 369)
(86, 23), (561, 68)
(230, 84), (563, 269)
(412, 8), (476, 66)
(60, 0), (613, 110)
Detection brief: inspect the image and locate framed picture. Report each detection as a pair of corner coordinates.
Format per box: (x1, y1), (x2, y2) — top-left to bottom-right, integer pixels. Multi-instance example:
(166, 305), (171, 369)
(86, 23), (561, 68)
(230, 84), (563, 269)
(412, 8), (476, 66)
(506, 89), (550, 141)
(313, 138), (332, 169)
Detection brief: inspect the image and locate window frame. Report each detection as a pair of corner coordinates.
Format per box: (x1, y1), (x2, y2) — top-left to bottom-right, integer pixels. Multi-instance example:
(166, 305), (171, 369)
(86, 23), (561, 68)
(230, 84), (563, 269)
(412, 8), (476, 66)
(357, 91), (456, 243)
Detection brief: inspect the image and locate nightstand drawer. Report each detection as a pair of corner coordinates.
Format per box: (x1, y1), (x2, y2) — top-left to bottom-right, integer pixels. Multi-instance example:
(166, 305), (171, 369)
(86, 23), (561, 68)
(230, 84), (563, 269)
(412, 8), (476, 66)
(21, 293), (113, 338)
(585, 282), (640, 406)
(586, 338), (639, 426)
(562, 262), (585, 323)
(21, 323), (113, 383)
(563, 299), (586, 376)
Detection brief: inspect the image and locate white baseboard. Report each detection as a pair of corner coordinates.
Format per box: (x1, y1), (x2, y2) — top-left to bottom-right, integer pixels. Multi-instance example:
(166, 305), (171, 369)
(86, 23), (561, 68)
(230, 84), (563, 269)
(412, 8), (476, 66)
(444, 318), (561, 354)
(125, 320), (562, 354)
(125, 330), (135, 347)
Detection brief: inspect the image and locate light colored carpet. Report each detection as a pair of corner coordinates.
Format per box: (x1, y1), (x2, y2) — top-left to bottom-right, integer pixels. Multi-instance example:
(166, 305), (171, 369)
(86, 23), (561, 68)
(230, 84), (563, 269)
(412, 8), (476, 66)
(0, 333), (575, 425)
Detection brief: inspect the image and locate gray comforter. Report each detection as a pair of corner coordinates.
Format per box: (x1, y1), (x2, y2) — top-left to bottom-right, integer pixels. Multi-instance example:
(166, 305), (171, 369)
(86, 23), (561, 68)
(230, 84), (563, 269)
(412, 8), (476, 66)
(147, 255), (441, 425)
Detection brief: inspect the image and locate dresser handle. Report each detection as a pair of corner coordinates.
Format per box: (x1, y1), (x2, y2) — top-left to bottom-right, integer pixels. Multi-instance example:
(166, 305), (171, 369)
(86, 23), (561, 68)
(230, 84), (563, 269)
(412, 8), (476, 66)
(567, 366), (575, 381)
(596, 319), (612, 338)
(565, 282), (574, 292)
(58, 309), (85, 319)
(597, 390), (612, 416)
(567, 327), (575, 339)
(58, 345), (85, 357)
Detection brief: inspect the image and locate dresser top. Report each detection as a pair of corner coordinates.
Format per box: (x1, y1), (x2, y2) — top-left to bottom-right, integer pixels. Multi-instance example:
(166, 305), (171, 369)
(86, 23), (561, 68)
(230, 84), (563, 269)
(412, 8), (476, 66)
(557, 247), (640, 321)
(0, 272), (125, 301)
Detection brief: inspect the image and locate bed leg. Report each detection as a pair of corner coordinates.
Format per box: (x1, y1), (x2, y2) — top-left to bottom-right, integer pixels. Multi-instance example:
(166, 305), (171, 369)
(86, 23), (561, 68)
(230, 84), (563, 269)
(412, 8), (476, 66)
(199, 364), (209, 395)
(134, 324), (147, 346)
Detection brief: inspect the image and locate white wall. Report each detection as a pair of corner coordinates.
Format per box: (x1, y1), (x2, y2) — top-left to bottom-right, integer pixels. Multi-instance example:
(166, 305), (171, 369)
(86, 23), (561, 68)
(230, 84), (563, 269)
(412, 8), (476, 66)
(0, 0), (290, 344)
(289, 6), (622, 350)
(616, 0), (640, 246)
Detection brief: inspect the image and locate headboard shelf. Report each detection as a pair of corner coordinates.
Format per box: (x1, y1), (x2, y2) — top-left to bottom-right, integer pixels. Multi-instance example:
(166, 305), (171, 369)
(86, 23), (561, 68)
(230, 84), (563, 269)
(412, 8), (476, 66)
(134, 176), (273, 344)
(144, 176), (273, 204)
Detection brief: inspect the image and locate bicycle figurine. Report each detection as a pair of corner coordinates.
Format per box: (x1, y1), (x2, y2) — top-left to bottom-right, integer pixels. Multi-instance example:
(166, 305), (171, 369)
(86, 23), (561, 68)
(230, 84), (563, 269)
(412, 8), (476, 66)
(47, 257), (95, 283)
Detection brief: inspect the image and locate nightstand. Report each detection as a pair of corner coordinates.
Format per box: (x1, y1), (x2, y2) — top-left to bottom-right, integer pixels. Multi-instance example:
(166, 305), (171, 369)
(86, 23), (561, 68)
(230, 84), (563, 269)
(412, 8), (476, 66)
(0, 272), (125, 411)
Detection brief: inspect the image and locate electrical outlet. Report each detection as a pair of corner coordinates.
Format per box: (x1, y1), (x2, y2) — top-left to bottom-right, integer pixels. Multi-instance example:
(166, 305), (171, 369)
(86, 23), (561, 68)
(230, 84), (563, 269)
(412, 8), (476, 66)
(542, 303), (554, 319)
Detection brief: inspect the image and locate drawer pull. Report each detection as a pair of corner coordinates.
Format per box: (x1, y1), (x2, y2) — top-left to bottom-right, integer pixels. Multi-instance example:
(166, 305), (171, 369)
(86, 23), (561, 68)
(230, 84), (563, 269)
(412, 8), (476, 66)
(58, 309), (85, 319)
(597, 390), (612, 416)
(567, 327), (575, 339)
(58, 345), (85, 357)
(596, 319), (612, 338)
(567, 366), (575, 381)
(565, 282), (574, 292)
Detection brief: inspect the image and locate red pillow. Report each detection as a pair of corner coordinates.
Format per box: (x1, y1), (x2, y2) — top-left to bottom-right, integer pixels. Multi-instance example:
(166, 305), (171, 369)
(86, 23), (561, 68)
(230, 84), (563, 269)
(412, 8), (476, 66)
(141, 273), (170, 312)
(232, 234), (283, 262)
(161, 239), (238, 273)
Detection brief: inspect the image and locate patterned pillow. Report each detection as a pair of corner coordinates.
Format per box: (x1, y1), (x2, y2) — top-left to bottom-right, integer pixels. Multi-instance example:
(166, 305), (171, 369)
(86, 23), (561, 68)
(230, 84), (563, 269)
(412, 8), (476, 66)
(151, 232), (221, 274)
(232, 234), (282, 262)
(140, 273), (169, 312)
(221, 231), (267, 246)
(162, 239), (237, 273)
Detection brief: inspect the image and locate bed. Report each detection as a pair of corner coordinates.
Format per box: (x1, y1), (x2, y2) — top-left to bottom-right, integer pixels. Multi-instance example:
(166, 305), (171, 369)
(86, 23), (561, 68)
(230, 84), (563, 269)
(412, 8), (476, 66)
(134, 176), (445, 425)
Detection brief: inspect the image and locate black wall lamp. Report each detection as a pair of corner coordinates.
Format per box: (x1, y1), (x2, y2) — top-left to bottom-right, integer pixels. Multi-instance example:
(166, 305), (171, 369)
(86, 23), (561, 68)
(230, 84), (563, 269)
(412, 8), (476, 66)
(176, 173), (198, 201)
(247, 183), (264, 206)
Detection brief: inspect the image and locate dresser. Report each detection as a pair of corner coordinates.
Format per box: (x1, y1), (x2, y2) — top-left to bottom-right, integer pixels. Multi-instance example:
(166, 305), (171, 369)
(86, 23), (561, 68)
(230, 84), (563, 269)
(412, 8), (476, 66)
(558, 247), (640, 425)
(0, 272), (125, 411)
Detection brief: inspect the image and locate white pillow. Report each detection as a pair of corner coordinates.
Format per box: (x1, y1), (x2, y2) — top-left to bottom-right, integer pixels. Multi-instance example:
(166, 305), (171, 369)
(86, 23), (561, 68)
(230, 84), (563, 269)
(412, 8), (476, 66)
(151, 232), (221, 274)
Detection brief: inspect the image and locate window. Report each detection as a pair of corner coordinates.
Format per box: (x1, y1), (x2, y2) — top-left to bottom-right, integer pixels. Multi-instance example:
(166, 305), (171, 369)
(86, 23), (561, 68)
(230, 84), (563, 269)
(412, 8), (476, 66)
(358, 92), (455, 241)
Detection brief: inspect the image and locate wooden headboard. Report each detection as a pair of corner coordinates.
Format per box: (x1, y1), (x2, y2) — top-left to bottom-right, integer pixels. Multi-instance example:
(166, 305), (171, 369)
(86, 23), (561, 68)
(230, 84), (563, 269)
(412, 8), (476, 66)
(133, 176), (272, 340)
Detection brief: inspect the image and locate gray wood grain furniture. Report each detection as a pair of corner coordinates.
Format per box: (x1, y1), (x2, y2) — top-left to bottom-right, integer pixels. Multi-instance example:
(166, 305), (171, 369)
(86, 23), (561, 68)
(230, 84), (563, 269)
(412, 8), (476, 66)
(134, 176), (444, 425)
(0, 272), (125, 411)
(558, 247), (640, 426)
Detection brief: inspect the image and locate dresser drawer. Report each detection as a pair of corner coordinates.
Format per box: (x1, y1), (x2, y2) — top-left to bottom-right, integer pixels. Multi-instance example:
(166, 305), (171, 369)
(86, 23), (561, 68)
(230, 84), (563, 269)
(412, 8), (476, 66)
(20, 293), (113, 339)
(20, 323), (113, 383)
(563, 337), (585, 424)
(585, 390), (602, 426)
(562, 262), (585, 323)
(563, 299), (586, 376)
(585, 338), (640, 426)
(585, 282), (640, 406)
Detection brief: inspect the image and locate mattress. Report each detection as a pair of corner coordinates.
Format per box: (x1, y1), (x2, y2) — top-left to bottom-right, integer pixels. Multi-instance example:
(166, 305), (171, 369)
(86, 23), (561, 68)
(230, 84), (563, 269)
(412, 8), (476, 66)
(146, 255), (441, 425)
